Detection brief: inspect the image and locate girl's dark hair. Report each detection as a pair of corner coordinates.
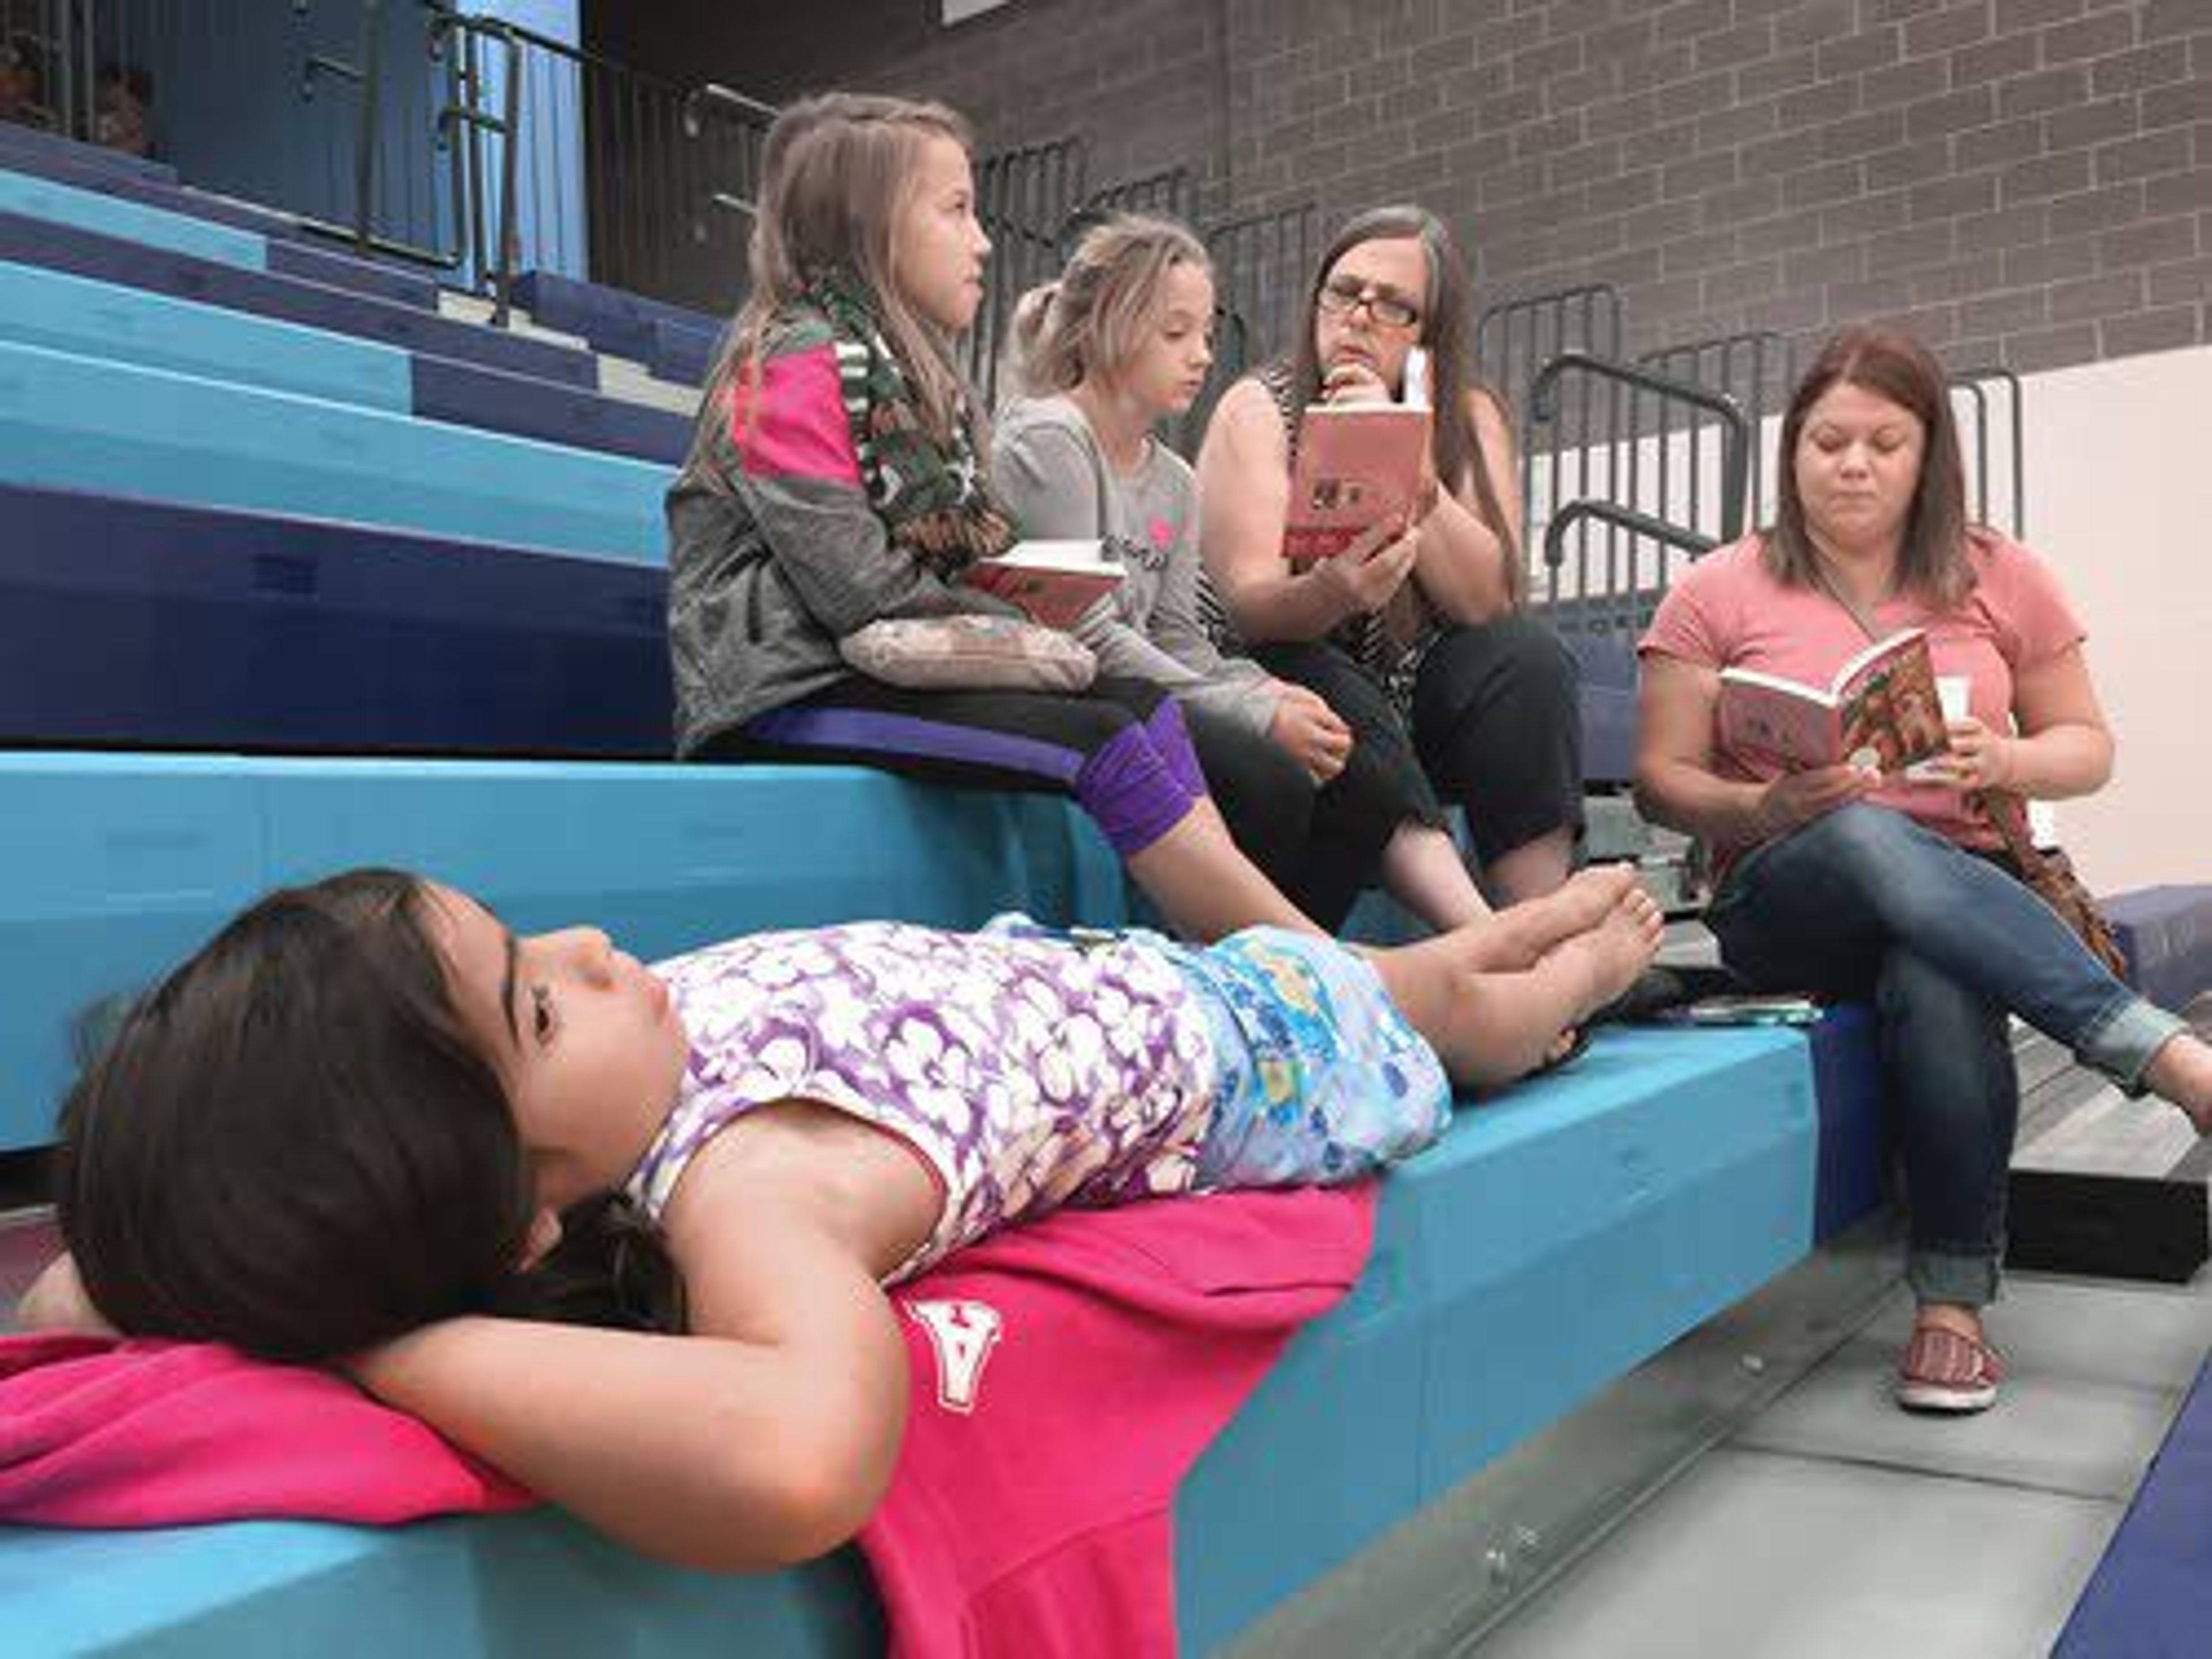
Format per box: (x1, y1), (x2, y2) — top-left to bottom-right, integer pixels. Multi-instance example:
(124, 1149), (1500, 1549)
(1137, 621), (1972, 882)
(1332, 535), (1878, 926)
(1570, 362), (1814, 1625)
(1767, 323), (1975, 609)
(54, 869), (682, 1364)
(1287, 204), (1522, 599)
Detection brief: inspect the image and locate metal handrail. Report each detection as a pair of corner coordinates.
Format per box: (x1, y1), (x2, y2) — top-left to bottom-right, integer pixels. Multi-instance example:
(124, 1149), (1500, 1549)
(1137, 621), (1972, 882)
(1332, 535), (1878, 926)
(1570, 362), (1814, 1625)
(1542, 501), (1722, 575)
(1528, 351), (1752, 546)
(426, 12), (523, 323)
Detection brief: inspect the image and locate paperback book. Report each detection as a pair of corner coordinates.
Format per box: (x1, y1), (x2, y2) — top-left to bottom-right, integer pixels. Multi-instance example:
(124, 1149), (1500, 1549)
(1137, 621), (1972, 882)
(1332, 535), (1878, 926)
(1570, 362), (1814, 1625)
(1717, 627), (1950, 775)
(1283, 347), (1431, 561)
(960, 540), (1123, 630)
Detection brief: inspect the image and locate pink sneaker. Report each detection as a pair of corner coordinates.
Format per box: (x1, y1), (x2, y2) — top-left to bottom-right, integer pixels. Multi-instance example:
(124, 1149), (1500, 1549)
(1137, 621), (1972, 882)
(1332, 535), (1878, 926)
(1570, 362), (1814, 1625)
(1896, 1323), (2003, 1414)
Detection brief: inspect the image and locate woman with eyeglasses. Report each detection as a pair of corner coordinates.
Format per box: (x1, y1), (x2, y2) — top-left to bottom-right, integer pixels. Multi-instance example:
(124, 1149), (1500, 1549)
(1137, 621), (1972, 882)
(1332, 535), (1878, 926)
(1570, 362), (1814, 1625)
(1196, 206), (1584, 927)
(996, 213), (1491, 930)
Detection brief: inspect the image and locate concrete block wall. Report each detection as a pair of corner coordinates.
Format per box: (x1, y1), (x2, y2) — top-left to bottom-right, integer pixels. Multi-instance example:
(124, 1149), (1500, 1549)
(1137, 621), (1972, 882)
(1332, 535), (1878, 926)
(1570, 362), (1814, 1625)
(608, 0), (2211, 374)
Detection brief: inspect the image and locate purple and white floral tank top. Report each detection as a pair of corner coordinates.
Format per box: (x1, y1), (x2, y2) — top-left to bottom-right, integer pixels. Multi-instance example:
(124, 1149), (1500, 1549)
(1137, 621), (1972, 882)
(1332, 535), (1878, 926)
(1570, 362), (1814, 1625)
(624, 920), (1218, 1281)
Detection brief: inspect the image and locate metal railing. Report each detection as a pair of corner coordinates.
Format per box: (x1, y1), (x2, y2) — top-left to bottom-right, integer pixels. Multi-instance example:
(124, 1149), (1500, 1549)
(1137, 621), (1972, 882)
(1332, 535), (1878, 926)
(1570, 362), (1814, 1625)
(1524, 350), (1752, 644)
(1637, 331), (1794, 528)
(1950, 366), (2027, 539)
(1075, 164), (1194, 237)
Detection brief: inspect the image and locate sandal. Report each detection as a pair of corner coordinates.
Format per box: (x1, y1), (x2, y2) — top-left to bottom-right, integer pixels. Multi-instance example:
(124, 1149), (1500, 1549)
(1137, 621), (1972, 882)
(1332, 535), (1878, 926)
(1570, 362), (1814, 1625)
(1896, 1321), (2004, 1414)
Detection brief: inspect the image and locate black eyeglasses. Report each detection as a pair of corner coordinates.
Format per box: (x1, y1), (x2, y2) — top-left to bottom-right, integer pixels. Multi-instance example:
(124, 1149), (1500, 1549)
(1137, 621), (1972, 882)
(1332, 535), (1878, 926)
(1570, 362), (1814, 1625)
(1316, 275), (1421, 330)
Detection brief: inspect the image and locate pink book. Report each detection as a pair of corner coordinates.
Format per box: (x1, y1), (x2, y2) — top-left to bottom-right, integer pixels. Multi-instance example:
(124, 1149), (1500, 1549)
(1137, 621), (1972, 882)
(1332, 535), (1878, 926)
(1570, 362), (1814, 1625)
(1283, 349), (1433, 561)
(1718, 627), (1952, 774)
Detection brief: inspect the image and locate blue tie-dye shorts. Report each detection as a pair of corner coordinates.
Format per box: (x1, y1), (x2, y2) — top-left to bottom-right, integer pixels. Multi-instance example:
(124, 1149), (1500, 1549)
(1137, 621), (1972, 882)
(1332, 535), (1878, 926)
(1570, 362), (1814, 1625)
(1165, 927), (1453, 1188)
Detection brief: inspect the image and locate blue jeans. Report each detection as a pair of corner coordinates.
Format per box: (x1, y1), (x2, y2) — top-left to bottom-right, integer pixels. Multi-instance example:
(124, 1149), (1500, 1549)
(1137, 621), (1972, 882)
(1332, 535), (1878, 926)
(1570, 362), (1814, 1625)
(1706, 804), (2187, 1309)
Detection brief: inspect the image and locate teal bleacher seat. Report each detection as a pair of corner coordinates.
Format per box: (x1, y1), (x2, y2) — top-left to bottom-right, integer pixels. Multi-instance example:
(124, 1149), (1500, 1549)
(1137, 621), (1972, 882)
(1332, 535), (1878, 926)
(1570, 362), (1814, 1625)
(0, 339), (665, 562)
(0, 260), (688, 464)
(0, 753), (1130, 1153)
(0, 165), (265, 271)
(0, 260), (413, 414)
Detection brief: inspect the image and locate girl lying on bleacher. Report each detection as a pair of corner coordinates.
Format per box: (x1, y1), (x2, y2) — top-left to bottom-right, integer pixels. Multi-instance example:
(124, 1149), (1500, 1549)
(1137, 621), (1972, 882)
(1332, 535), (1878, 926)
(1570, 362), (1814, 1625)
(20, 863), (1661, 1569)
(668, 92), (1310, 944)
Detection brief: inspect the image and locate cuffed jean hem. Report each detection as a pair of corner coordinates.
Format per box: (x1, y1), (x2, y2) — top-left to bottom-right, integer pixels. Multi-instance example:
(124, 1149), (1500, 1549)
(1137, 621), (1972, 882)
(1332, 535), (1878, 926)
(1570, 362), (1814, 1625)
(1907, 1246), (2002, 1310)
(2078, 994), (2191, 1097)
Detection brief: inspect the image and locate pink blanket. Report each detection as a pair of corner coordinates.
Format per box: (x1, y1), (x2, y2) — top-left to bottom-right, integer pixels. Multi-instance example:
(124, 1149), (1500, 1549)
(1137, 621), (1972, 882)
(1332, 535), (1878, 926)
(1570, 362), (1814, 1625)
(859, 1184), (1376, 1657)
(3, 1185), (1376, 1652)
(0, 1331), (531, 1525)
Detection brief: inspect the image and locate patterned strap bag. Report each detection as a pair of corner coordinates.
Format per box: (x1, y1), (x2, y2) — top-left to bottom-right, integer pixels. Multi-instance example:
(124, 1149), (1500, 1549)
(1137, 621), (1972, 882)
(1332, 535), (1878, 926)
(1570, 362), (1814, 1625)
(1978, 790), (2131, 980)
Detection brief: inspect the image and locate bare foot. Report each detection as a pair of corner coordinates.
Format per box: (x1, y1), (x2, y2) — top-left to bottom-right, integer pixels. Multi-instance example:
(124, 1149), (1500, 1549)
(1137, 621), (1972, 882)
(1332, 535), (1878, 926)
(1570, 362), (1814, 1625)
(1472, 864), (1638, 970)
(2143, 1032), (2212, 1135)
(1547, 885), (1664, 1022)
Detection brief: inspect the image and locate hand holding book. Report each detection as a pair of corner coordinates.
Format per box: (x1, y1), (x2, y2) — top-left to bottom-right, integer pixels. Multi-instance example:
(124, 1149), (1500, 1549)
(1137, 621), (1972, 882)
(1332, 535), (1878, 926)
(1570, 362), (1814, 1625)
(1717, 628), (1952, 777)
(1285, 347), (1434, 563)
(1922, 714), (2017, 792)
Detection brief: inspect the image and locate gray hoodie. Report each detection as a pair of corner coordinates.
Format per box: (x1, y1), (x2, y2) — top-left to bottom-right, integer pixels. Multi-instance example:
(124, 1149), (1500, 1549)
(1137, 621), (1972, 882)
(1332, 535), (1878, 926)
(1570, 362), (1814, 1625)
(664, 308), (1013, 756)
(993, 395), (1277, 740)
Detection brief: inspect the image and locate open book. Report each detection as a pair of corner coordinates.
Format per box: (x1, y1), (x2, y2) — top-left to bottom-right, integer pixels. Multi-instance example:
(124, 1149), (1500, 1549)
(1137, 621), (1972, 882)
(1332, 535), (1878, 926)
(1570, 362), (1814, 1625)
(960, 540), (1123, 630)
(1718, 627), (1952, 774)
(1283, 349), (1431, 561)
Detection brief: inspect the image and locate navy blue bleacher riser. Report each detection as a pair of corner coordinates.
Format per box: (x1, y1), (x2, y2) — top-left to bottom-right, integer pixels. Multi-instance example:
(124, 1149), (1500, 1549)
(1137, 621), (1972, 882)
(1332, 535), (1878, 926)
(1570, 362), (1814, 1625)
(411, 353), (688, 465)
(0, 210), (599, 391)
(650, 316), (717, 385)
(262, 240), (440, 313)
(0, 147), (440, 310)
(0, 483), (671, 756)
(2104, 887), (2212, 1016)
(1561, 632), (1638, 785)
(2056, 1356), (2212, 1654)
(0, 119), (177, 186)
(516, 267), (722, 367)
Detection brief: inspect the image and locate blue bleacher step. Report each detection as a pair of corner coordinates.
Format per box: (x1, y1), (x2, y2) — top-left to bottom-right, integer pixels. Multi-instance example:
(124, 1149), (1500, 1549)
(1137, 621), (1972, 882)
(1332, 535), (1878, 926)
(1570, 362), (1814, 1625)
(0, 206), (599, 392)
(0, 261), (687, 464)
(515, 266), (722, 367)
(2055, 1354), (2212, 1656)
(0, 260), (413, 412)
(0, 146), (437, 310)
(2106, 885), (2212, 1016)
(0, 162), (264, 270)
(0, 482), (671, 757)
(0, 338), (666, 562)
(0, 118), (176, 185)
(0, 753), (1132, 1153)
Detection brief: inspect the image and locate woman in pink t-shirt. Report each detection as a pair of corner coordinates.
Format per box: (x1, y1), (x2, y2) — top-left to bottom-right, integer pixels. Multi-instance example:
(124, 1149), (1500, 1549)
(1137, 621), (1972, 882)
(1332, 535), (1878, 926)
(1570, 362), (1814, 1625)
(1637, 324), (2212, 1416)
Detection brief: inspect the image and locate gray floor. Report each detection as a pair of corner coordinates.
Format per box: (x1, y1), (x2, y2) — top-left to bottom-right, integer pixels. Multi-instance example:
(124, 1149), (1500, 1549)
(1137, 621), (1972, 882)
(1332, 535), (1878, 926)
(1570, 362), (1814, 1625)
(1469, 1263), (2212, 1658)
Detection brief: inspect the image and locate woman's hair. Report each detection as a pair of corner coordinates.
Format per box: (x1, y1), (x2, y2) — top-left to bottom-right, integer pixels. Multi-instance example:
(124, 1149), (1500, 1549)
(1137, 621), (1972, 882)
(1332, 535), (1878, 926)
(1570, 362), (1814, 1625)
(54, 869), (681, 1364)
(1006, 212), (1211, 398)
(689, 91), (978, 472)
(1288, 204), (1521, 597)
(1767, 323), (1975, 608)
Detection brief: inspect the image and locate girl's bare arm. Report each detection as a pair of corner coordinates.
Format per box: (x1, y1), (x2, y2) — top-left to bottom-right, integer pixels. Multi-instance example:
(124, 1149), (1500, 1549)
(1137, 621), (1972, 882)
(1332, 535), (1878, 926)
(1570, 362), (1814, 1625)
(354, 1106), (934, 1573)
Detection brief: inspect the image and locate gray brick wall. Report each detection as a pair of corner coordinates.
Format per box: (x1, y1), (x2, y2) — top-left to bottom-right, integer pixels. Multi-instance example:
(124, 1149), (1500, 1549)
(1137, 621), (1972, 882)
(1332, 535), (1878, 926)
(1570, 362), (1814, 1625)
(631, 0), (2212, 373)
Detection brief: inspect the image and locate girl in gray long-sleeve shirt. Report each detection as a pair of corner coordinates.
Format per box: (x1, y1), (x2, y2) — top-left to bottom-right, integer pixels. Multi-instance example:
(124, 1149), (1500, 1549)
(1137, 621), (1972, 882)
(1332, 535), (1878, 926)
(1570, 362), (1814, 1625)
(994, 214), (1495, 932)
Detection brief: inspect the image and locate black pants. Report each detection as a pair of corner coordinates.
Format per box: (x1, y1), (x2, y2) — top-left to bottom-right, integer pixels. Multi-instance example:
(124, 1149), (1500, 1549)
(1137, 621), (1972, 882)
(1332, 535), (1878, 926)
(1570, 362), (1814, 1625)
(1257, 612), (1584, 882)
